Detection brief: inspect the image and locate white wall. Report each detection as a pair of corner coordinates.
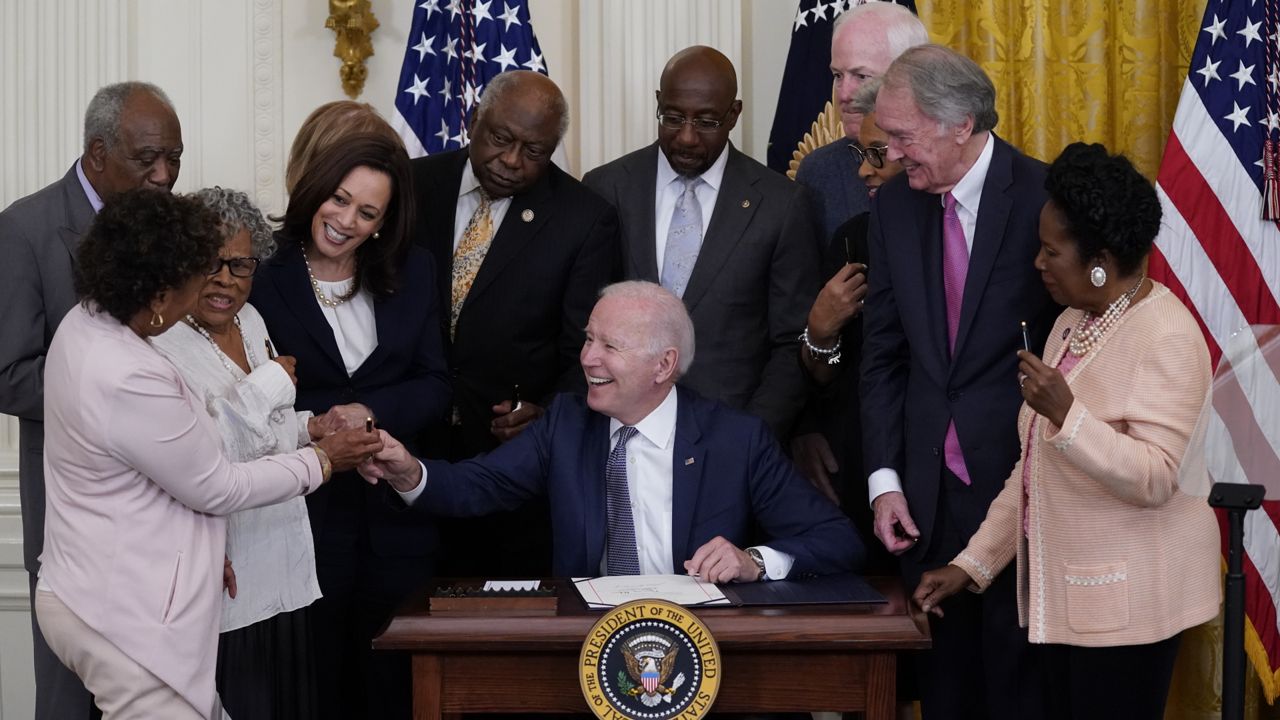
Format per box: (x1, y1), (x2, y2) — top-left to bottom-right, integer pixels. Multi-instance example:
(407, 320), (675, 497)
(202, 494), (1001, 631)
(0, 1), (798, 713)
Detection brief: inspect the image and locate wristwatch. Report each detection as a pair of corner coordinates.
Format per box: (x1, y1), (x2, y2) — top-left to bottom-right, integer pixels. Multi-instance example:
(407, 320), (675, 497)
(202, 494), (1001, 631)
(746, 547), (767, 582)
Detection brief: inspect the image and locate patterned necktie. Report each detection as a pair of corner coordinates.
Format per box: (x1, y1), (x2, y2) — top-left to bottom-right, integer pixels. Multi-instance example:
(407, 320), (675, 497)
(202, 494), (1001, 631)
(605, 426), (642, 575)
(660, 177), (703, 297)
(450, 189), (494, 338)
(941, 191), (972, 485)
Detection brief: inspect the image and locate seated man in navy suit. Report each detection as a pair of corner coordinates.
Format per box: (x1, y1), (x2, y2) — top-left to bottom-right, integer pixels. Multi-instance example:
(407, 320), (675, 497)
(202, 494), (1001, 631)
(360, 281), (863, 580)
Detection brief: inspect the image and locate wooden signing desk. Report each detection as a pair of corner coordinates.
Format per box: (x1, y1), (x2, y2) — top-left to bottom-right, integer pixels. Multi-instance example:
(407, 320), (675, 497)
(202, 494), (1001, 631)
(373, 577), (930, 720)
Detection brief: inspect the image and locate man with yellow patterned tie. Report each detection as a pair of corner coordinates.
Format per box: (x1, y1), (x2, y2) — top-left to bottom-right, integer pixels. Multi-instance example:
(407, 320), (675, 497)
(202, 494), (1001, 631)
(410, 69), (620, 577)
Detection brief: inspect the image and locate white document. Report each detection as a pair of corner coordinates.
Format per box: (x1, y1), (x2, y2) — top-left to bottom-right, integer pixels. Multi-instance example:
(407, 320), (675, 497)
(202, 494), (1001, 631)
(571, 574), (731, 609)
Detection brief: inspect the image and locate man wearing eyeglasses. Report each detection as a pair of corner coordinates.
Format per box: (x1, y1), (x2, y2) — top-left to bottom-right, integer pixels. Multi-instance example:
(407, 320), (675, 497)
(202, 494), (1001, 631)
(583, 46), (820, 440)
(0, 81), (182, 720)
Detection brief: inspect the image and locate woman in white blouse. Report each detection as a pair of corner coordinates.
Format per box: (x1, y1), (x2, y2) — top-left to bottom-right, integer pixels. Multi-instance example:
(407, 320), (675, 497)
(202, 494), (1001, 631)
(249, 133), (451, 719)
(151, 187), (371, 719)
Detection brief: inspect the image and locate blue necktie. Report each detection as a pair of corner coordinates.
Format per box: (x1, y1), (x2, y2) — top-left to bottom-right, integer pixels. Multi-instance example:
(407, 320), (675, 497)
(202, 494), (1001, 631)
(605, 426), (641, 575)
(660, 177), (703, 297)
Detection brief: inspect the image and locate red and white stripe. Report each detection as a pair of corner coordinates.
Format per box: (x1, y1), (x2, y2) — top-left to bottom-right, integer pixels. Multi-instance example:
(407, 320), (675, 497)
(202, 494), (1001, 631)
(1154, 77), (1280, 701)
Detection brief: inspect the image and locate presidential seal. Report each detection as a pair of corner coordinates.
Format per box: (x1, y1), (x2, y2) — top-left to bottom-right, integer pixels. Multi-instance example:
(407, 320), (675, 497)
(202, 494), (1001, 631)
(579, 599), (721, 720)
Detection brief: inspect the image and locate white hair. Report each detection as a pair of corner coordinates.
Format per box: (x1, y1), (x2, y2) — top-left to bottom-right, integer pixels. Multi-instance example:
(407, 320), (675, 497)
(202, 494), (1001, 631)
(598, 281), (695, 377)
(833, 1), (929, 59)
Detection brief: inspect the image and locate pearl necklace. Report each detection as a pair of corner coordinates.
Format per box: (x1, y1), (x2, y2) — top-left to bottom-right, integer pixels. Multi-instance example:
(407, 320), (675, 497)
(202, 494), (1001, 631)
(301, 243), (353, 309)
(1068, 275), (1145, 356)
(184, 314), (249, 378)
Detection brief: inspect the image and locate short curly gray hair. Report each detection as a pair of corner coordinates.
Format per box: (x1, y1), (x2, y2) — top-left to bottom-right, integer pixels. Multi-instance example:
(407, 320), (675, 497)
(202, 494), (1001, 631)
(83, 81), (174, 153)
(192, 187), (276, 258)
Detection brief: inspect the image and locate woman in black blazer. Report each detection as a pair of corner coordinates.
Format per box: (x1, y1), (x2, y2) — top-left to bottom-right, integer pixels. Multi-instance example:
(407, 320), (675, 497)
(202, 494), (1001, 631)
(250, 133), (449, 720)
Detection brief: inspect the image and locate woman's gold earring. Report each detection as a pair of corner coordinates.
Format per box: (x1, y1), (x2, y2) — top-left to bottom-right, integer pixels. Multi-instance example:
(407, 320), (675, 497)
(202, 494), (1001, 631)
(150, 312), (164, 328)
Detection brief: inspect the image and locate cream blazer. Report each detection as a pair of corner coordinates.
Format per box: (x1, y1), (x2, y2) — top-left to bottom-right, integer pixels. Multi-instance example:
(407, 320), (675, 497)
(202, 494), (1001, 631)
(951, 283), (1221, 647)
(40, 304), (325, 718)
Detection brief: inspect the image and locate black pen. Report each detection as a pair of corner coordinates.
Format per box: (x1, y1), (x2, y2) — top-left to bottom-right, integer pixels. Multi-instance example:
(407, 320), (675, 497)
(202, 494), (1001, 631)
(512, 384), (523, 413)
(1020, 321), (1031, 352)
(264, 338), (278, 360)
(365, 417), (374, 433)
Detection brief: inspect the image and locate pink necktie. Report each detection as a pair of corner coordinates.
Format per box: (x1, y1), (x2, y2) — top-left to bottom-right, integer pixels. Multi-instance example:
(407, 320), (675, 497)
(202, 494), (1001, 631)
(942, 192), (971, 485)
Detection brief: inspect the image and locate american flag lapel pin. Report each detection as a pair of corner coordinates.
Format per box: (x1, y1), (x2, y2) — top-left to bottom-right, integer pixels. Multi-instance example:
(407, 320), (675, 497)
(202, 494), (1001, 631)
(685, 457), (695, 466)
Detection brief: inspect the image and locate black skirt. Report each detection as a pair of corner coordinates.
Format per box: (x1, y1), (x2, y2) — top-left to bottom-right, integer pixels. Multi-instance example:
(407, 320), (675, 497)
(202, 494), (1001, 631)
(216, 605), (316, 720)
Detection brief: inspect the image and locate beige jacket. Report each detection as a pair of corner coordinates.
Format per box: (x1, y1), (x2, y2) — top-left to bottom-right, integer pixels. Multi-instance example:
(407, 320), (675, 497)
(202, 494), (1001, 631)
(951, 283), (1221, 647)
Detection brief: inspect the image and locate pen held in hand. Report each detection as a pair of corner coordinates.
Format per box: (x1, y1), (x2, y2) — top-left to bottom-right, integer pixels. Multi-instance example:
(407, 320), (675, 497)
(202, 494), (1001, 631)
(264, 338), (278, 360)
(1020, 320), (1031, 352)
(365, 417), (374, 433)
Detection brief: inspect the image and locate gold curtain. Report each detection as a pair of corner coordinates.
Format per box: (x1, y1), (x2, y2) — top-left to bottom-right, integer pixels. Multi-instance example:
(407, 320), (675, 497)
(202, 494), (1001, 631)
(914, 1), (1280, 716)
(917, 0), (1201, 179)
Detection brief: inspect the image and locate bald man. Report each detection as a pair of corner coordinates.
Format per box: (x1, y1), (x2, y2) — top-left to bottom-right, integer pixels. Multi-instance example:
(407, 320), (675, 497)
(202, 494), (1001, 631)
(584, 46), (820, 439)
(795, 2), (928, 241)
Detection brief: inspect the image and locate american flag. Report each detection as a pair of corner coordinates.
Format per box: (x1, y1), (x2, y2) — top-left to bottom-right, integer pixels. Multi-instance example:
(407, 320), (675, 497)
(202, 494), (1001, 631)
(391, 0), (549, 158)
(1151, 0), (1280, 700)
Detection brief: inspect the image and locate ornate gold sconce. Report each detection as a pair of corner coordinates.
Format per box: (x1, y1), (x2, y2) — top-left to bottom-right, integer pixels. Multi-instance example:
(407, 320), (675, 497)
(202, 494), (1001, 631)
(326, 0), (380, 99)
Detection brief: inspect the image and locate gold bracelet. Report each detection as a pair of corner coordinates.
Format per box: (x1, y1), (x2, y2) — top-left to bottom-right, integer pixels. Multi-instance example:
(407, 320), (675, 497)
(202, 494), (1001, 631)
(311, 443), (332, 482)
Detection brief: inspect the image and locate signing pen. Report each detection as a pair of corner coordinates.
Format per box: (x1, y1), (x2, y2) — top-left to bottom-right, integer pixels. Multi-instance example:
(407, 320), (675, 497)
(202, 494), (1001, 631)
(264, 338), (278, 360)
(365, 417), (374, 433)
(1020, 321), (1031, 352)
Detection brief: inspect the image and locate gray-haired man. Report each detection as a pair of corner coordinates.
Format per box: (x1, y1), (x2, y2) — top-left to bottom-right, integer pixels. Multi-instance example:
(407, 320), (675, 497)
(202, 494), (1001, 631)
(0, 80), (182, 719)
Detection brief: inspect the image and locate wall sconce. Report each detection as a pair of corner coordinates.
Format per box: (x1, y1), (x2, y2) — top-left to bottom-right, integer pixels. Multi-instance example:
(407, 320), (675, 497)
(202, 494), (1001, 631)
(325, 0), (380, 98)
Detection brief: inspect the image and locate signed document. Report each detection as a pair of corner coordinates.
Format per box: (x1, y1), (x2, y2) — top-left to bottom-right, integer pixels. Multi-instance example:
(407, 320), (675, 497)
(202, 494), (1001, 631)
(572, 575), (731, 609)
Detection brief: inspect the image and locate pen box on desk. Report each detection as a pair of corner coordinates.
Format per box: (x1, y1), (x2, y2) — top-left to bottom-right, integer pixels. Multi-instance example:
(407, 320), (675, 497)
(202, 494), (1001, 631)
(428, 584), (559, 615)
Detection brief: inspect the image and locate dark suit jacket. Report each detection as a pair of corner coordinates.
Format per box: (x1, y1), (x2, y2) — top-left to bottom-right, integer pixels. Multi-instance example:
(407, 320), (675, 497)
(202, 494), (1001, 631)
(582, 143), (821, 439)
(860, 136), (1060, 558)
(250, 240), (451, 555)
(413, 386), (863, 577)
(0, 165), (94, 573)
(410, 149), (619, 459)
(795, 138), (871, 243)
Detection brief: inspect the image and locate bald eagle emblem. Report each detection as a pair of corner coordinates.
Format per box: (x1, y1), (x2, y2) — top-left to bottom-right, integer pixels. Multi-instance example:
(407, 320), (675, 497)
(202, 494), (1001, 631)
(618, 632), (687, 707)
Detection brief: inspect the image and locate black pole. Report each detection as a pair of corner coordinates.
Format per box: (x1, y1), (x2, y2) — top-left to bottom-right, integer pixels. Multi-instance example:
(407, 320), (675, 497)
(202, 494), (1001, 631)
(1209, 482), (1265, 720)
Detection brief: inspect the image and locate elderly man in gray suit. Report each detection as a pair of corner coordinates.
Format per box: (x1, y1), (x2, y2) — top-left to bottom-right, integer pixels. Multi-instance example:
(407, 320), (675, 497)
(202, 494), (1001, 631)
(0, 81), (182, 720)
(794, 1), (928, 241)
(583, 46), (819, 439)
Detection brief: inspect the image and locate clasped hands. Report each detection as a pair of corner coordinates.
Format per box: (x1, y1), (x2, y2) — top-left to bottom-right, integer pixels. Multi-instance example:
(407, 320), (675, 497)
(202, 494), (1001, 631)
(307, 402), (383, 474)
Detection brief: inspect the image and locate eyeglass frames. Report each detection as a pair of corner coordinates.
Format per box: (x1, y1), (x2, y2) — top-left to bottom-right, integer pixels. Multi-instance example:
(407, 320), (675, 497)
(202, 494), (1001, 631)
(848, 142), (888, 169)
(206, 256), (261, 278)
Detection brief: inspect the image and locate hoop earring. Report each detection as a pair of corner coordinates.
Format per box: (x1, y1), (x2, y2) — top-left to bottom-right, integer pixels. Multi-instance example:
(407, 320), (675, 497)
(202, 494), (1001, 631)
(150, 312), (164, 328)
(1089, 265), (1107, 288)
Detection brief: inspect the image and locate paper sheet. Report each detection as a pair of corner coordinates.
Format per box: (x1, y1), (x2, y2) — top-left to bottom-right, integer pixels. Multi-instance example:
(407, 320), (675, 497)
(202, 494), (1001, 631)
(571, 574), (731, 608)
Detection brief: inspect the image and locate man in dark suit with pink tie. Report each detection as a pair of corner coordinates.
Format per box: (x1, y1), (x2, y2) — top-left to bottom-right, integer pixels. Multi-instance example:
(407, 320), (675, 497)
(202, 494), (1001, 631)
(860, 45), (1059, 718)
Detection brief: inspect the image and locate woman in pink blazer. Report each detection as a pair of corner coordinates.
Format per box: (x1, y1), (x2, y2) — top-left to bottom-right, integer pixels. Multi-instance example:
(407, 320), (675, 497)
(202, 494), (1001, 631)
(914, 143), (1220, 720)
(35, 190), (382, 719)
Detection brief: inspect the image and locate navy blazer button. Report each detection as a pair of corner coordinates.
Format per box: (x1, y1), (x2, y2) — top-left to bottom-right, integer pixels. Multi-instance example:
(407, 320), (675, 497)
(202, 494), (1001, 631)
(947, 391), (961, 402)
(932, 447), (940, 456)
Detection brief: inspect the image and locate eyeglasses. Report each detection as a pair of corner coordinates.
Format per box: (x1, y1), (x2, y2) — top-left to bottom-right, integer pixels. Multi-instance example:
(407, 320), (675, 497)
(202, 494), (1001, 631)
(206, 256), (261, 278)
(656, 108), (734, 133)
(848, 142), (888, 169)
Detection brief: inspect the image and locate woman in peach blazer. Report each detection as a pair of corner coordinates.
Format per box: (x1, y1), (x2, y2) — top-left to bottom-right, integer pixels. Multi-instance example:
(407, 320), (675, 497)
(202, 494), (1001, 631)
(914, 143), (1220, 720)
(35, 190), (381, 719)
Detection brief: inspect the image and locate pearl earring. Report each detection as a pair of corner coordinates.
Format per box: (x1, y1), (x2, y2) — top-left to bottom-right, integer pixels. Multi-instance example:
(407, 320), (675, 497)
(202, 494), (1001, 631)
(1090, 265), (1107, 288)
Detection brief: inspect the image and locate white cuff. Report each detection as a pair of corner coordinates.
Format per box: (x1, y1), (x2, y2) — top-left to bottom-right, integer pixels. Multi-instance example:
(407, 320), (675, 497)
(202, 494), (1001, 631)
(295, 410), (314, 447)
(867, 467), (903, 506)
(751, 545), (795, 581)
(395, 461), (430, 505)
(244, 362), (295, 410)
